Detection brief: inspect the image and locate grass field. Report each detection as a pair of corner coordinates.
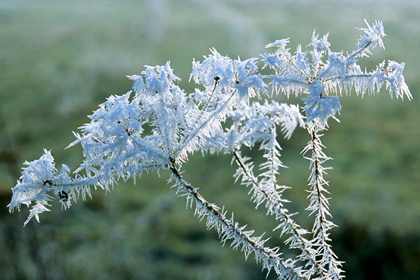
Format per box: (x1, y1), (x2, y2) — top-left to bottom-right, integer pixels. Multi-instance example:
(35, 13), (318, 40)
(1, 0), (419, 279)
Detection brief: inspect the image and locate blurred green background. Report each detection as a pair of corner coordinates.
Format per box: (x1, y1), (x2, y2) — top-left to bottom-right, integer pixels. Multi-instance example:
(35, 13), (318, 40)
(0, 0), (419, 279)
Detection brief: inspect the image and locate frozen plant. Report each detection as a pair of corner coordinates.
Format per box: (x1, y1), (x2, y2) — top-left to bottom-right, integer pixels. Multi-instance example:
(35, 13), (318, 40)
(9, 20), (411, 279)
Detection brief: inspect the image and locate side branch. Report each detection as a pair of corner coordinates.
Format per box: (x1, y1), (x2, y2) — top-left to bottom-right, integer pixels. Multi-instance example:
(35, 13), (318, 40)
(233, 151), (327, 278)
(303, 125), (344, 279)
(168, 163), (306, 280)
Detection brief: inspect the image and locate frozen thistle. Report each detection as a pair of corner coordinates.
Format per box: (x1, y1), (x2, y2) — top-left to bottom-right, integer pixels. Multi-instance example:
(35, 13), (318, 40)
(9, 21), (411, 279)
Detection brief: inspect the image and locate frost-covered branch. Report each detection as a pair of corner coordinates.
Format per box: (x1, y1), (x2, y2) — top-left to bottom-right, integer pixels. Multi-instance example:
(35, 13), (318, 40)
(169, 162), (305, 279)
(233, 151), (326, 278)
(8, 20), (411, 279)
(301, 123), (344, 279)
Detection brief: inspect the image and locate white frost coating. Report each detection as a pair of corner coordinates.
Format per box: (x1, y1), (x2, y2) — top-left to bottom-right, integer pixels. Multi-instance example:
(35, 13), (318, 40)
(9, 21), (411, 280)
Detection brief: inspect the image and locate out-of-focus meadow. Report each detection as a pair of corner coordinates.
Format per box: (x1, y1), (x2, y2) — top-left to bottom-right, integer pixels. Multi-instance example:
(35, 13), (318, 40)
(0, 0), (419, 279)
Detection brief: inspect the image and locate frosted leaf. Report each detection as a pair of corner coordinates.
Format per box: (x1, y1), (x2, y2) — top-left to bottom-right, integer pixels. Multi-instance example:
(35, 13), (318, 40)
(127, 74), (146, 93)
(319, 52), (347, 79)
(303, 82), (342, 127)
(24, 201), (51, 226)
(21, 149), (57, 185)
(307, 31), (330, 52)
(296, 45), (310, 77)
(190, 48), (235, 89)
(382, 61), (412, 100)
(265, 38), (290, 50)
(355, 19), (386, 57)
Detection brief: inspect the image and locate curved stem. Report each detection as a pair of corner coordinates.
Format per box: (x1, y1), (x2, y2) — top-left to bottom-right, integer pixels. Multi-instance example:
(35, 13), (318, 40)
(168, 162), (306, 279)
